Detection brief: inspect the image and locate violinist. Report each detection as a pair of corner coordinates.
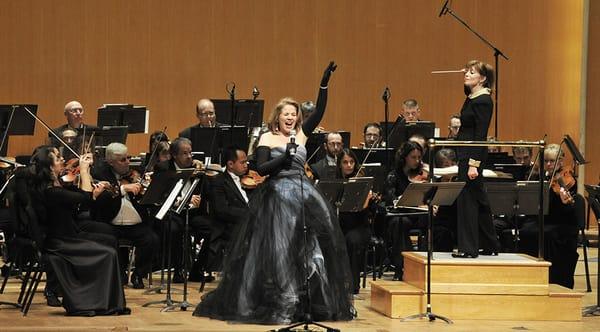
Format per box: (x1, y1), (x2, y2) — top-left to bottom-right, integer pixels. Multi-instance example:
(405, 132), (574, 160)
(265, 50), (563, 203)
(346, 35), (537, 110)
(206, 146), (251, 278)
(310, 131), (343, 180)
(335, 148), (372, 294)
(154, 137), (212, 283)
(142, 130), (170, 171)
(91, 142), (160, 289)
(49, 101), (97, 150)
(179, 99), (225, 139)
(448, 114), (461, 139)
(384, 141), (426, 280)
(361, 122), (383, 148)
(519, 143), (580, 288)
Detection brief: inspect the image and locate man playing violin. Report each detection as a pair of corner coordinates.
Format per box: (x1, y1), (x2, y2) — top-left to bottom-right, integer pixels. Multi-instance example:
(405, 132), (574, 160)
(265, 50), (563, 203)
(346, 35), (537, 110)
(50, 101), (98, 153)
(179, 99), (225, 140)
(519, 143), (581, 288)
(91, 142), (160, 289)
(153, 137), (211, 283)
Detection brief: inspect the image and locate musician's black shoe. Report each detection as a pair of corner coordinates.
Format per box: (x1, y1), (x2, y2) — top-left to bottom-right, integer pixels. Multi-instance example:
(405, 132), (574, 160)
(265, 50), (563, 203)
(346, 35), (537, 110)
(451, 251), (478, 258)
(130, 274), (145, 289)
(172, 271), (185, 284)
(45, 290), (62, 307)
(479, 250), (499, 256)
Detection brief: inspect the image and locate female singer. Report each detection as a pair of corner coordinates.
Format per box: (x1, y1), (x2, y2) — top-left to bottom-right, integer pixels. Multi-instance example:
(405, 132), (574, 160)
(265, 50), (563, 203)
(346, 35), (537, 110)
(384, 141), (426, 280)
(335, 149), (372, 294)
(194, 62), (355, 324)
(452, 60), (500, 258)
(28, 146), (129, 315)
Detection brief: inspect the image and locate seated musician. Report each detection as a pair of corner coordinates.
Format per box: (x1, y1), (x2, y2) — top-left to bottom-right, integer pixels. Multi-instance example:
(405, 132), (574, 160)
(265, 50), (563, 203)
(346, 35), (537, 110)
(335, 148), (373, 294)
(179, 99), (225, 139)
(153, 137), (212, 283)
(448, 114), (461, 139)
(384, 141), (426, 280)
(142, 130), (170, 170)
(399, 98), (422, 122)
(512, 144), (538, 180)
(518, 143), (580, 288)
(26, 146), (129, 315)
(50, 101), (98, 155)
(206, 146), (251, 275)
(310, 131), (343, 180)
(361, 122), (383, 148)
(409, 133), (429, 167)
(91, 143), (160, 289)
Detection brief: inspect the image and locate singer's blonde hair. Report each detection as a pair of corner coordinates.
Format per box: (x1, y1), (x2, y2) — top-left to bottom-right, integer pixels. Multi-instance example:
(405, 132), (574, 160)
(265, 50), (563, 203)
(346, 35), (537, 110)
(266, 97), (303, 133)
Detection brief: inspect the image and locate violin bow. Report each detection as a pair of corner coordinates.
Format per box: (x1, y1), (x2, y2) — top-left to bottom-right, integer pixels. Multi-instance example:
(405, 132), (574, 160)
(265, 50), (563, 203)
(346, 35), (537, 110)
(22, 106), (80, 158)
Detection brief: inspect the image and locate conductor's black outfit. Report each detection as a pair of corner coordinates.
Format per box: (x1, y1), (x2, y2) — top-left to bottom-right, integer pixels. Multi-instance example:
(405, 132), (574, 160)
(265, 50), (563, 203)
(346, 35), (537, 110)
(455, 88), (500, 257)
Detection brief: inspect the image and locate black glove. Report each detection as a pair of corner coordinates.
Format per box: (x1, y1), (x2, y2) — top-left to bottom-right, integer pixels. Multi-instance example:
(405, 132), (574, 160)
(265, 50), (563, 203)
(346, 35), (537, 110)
(320, 61), (337, 87)
(285, 142), (298, 158)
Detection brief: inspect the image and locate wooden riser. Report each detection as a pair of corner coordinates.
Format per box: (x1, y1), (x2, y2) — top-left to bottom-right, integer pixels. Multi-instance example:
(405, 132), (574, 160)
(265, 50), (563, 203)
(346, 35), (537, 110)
(371, 281), (583, 321)
(403, 252), (551, 294)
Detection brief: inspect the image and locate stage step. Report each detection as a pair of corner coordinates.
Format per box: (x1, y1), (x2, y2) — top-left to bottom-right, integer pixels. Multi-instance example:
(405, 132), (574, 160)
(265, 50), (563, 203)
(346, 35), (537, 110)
(370, 252), (584, 321)
(403, 252), (551, 295)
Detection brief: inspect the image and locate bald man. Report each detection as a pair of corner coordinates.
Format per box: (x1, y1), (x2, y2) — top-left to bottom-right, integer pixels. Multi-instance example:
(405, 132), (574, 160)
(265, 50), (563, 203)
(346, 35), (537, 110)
(50, 101), (98, 157)
(179, 99), (226, 139)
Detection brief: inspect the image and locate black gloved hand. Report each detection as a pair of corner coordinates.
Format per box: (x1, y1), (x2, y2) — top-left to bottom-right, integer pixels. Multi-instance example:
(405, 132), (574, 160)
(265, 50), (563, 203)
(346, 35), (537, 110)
(285, 142), (298, 158)
(320, 61), (337, 87)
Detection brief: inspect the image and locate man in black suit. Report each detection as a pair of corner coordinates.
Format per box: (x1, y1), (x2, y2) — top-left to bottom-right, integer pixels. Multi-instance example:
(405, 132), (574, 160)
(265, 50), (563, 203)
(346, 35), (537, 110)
(179, 99), (225, 139)
(91, 142), (160, 289)
(310, 132), (343, 180)
(153, 137), (208, 282)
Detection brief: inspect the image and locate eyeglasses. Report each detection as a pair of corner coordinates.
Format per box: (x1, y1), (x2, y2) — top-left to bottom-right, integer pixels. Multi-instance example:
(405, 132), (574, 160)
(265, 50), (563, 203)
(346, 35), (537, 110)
(67, 108), (83, 114)
(198, 112), (215, 118)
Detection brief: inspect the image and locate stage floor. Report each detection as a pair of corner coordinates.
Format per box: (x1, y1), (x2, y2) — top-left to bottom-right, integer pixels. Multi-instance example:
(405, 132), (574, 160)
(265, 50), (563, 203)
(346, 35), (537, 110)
(1, 247), (599, 332)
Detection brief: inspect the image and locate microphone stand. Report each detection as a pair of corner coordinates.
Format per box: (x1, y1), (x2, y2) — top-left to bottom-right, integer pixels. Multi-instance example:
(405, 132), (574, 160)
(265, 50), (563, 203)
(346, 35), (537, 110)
(382, 87), (391, 169)
(227, 82), (236, 146)
(440, 1), (508, 138)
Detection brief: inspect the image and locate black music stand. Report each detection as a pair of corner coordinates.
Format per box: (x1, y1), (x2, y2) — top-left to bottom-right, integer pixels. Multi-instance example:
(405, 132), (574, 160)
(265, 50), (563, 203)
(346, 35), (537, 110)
(163, 175), (202, 312)
(190, 127), (220, 163)
(381, 120), (436, 148)
(0, 105), (37, 156)
(317, 178), (373, 215)
(485, 181), (549, 251)
(351, 148), (395, 167)
(400, 181), (464, 324)
(97, 104), (148, 134)
(583, 185), (600, 316)
(212, 99), (264, 127)
(141, 170), (193, 309)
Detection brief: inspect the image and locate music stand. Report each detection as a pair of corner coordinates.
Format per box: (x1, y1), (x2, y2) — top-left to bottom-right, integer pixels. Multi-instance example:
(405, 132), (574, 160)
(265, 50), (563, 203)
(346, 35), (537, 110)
(212, 99), (264, 127)
(190, 127), (220, 163)
(141, 170), (193, 309)
(381, 120), (435, 148)
(97, 104), (149, 134)
(583, 185), (600, 316)
(0, 105), (38, 156)
(400, 181), (465, 324)
(351, 148), (395, 167)
(219, 126), (249, 161)
(317, 178), (373, 215)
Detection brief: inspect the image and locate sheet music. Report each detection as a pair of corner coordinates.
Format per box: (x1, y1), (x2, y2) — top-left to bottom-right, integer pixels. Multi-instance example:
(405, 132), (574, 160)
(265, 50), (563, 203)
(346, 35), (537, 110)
(155, 179), (184, 220)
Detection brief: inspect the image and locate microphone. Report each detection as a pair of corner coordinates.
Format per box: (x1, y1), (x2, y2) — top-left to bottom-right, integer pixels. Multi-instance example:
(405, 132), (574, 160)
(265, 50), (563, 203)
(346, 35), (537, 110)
(252, 86), (260, 100)
(289, 129), (297, 156)
(382, 87), (391, 102)
(438, 0), (449, 17)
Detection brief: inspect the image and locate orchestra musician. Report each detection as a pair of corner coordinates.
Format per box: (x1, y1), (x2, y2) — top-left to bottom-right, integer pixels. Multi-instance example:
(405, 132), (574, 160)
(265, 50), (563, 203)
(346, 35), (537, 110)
(452, 60), (500, 258)
(27, 146), (129, 315)
(50, 101), (98, 154)
(91, 143), (160, 289)
(310, 131), (344, 180)
(361, 122), (383, 148)
(194, 61), (355, 324)
(400, 99), (422, 122)
(335, 148), (373, 294)
(384, 141), (426, 280)
(518, 143), (581, 288)
(153, 137), (210, 283)
(448, 114), (461, 139)
(178, 99), (225, 139)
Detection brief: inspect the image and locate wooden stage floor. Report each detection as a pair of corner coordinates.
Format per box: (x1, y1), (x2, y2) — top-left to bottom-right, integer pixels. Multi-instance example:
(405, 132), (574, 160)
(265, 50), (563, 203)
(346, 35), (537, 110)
(1, 247), (599, 332)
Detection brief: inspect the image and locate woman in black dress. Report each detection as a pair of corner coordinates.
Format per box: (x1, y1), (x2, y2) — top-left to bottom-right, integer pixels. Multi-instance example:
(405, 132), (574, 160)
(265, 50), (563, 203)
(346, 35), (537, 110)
(194, 62), (355, 324)
(29, 146), (129, 315)
(452, 60), (500, 258)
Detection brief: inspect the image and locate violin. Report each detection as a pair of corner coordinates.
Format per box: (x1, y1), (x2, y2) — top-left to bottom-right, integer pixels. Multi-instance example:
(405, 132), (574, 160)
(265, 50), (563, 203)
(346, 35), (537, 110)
(304, 163), (314, 180)
(241, 170), (266, 189)
(60, 158), (81, 185)
(550, 168), (576, 205)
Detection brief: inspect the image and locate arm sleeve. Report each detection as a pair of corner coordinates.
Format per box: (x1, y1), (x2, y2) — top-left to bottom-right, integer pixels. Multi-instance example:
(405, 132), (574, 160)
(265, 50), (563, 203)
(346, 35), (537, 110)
(302, 87), (328, 134)
(212, 176), (247, 224)
(255, 146), (289, 177)
(470, 98), (493, 162)
(47, 187), (91, 205)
